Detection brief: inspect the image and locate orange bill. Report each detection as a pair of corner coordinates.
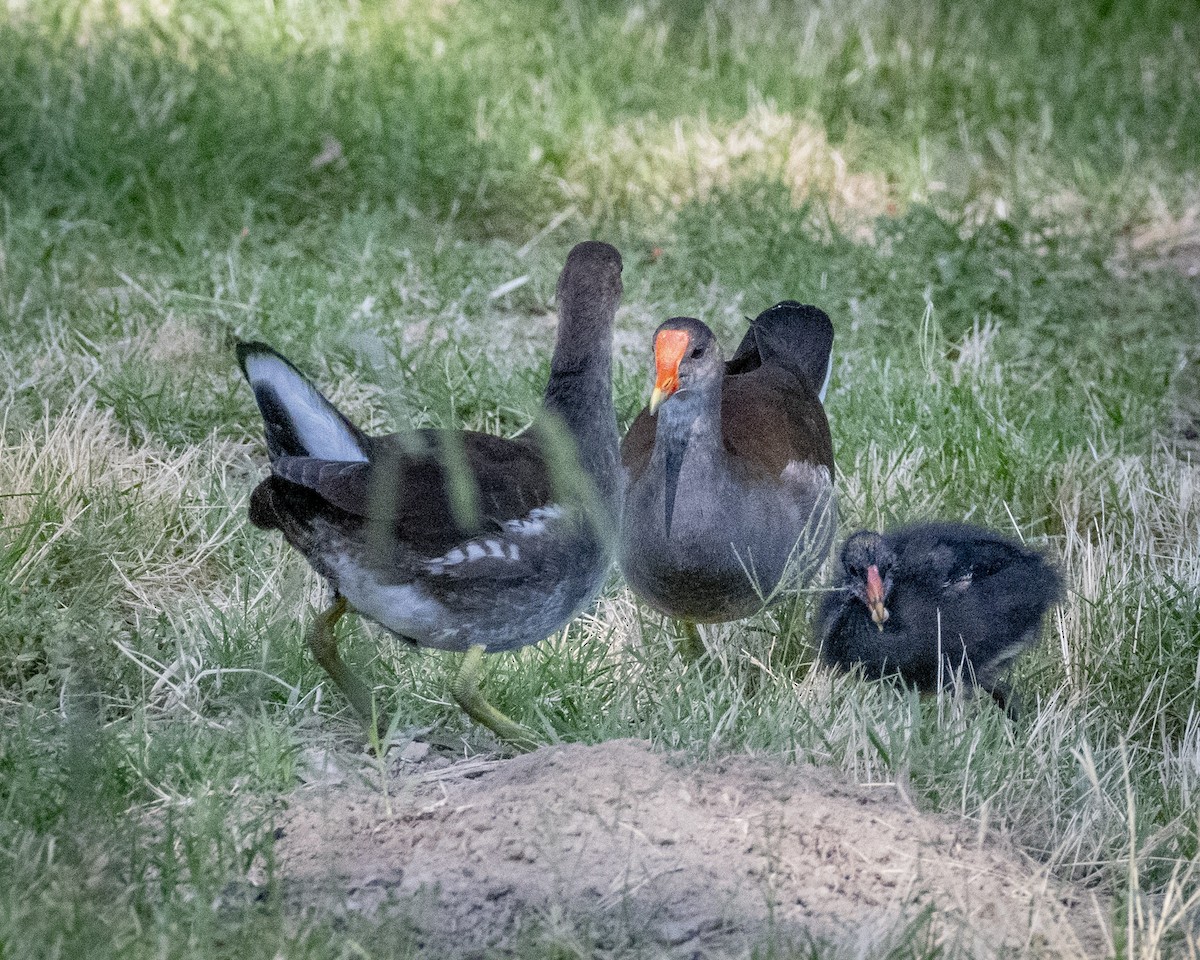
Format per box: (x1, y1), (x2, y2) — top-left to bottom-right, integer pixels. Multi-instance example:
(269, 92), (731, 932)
(865, 564), (889, 630)
(649, 328), (691, 414)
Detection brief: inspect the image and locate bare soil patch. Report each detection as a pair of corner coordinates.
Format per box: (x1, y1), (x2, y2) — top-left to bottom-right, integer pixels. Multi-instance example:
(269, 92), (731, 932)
(271, 739), (1108, 958)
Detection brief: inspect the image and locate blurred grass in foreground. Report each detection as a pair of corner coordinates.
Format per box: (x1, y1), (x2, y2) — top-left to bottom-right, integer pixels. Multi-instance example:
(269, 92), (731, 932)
(1, 0), (1199, 957)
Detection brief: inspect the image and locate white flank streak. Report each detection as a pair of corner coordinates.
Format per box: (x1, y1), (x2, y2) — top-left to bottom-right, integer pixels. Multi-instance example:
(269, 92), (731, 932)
(245, 354), (366, 462)
(424, 504), (563, 573)
(504, 504), (565, 537)
(429, 540), (514, 570)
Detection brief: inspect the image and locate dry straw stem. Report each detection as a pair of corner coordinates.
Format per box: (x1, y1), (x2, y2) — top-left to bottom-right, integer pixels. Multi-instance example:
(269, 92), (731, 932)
(1, 403), (244, 610)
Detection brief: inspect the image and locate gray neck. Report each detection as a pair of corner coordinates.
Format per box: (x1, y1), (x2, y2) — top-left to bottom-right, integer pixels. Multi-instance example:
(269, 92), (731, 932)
(653, 381), (723, 462)
(542, 327), (620, 511)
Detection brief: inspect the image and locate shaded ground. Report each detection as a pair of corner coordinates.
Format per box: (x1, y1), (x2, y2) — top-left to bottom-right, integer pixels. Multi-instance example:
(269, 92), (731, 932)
(270, 740), (1108, 958)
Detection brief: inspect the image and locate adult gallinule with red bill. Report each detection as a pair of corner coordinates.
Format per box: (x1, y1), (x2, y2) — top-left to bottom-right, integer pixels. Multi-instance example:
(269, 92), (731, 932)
(619, 303), (837, 656)
(238, 241), (623, 749)
(817, 523), (1063, 719)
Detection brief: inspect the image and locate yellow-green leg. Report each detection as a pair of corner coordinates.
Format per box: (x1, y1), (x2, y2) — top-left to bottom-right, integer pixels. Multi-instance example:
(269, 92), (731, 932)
(306, 596), (383, 736)
(452, 644), (540, 753)
(674, 620), (706, 662)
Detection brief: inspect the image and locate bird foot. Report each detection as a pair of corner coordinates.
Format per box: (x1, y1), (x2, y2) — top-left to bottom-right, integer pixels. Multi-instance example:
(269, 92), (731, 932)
(306, 597), (387, 740)
(673, 621), (707, 662)
(451, 644), (541, 753)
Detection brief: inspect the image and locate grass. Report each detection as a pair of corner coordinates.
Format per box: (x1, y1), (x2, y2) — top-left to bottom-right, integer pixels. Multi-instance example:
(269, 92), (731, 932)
(1, 0), (1199, 957)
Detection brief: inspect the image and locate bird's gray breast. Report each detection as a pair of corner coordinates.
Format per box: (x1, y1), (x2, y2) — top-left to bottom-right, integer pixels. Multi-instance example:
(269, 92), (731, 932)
(620, 453), (833, 620)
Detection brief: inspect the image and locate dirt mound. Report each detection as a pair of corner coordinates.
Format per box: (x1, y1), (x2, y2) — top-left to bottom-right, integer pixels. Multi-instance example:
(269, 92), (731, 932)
(271, 740), (1107, 957)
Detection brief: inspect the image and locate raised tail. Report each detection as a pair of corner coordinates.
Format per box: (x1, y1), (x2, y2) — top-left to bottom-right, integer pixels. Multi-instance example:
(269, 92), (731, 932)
(236, 342), (369, 462)
(726, 301), (834, 403)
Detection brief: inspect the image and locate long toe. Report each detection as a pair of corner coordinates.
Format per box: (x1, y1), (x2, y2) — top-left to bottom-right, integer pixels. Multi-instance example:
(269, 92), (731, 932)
(305, 598), (385, 737)
(451, 645), (541, 753)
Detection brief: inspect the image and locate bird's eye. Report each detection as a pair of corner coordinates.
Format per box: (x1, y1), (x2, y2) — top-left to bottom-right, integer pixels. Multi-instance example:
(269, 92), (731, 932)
(690, 346), (704, 359)
(846, 565), (860, 579)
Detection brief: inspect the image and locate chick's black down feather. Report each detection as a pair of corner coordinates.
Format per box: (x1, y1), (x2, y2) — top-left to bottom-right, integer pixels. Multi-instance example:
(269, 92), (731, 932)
(817, 522), (1063, 718)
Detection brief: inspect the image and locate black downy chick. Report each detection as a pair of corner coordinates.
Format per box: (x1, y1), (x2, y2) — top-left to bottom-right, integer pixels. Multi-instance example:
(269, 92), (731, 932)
(816, 522), (1063, 719)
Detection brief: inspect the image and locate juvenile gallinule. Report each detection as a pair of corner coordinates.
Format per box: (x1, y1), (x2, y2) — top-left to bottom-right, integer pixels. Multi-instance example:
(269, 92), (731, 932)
(238, 241), (624, 749)
(816, 522), (1063, 718)
(619, 303), (837, 656)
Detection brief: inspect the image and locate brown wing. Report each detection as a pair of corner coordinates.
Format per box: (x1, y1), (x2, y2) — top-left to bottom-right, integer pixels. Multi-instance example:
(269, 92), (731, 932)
(256, 429), (555, 555)
(619, 407), (658, 482)
(719, 368), (834, 480)
(619, 368), (833, 483)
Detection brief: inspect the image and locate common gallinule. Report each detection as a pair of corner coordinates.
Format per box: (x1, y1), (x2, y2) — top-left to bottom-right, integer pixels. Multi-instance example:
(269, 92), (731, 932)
(817, 522), (1063, 718)
(238, 241), (624, 749)
(619, 303), (837, 656)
